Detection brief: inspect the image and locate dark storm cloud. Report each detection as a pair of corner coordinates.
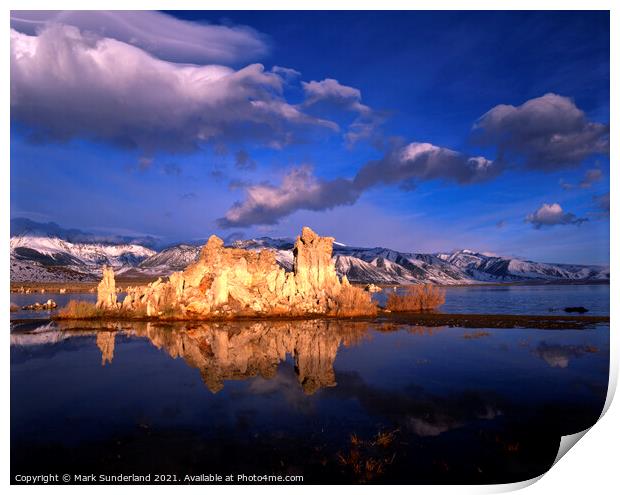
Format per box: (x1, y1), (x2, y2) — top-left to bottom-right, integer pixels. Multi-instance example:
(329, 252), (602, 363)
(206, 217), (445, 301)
(473, 93), (609, 170)
(10, 25), (337, 154)
(525, 203), (588, 229)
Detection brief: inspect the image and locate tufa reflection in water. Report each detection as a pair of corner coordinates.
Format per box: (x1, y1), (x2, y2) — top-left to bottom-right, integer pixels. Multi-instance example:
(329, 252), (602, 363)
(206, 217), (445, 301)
(96, 332), (116, 366)
(10, 317), (609, 483)
(46, 320), (377, 394)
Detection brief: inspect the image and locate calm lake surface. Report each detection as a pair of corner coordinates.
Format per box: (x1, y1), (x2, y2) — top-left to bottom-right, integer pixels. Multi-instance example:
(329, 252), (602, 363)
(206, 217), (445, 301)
(10, 283), (610, 320)
(11, 312), (609, 483)
(377, 283), (610, 316)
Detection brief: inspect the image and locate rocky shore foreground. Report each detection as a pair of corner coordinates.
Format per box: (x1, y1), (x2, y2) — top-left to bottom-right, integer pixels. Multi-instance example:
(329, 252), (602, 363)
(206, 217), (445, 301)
(62, 227), (377, 320)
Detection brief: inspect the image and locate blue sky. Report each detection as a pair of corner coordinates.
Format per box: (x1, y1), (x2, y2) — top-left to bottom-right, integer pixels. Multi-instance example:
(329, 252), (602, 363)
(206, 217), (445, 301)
(10, 11), (610, 263)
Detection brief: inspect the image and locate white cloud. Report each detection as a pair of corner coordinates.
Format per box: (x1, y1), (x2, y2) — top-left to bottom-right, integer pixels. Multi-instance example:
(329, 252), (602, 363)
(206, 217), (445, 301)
(218, 166), (360, 227)
(525, 202), (588, 229)
(219, 141), (496, 227)
(354, 142), (497, 189)
(302, 78), (383, 145)
(272, 65), (301, 81)
(303, 78), (368, 112)
(11, 25), (336, 153)
(10, 10), (268, 64)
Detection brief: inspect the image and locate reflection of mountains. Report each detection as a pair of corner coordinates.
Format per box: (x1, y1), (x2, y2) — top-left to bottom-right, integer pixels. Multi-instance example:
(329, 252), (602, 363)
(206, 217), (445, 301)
(17, 320), (371, 394)
(532, 341), (600, 368)
(13, 319), (603, 395)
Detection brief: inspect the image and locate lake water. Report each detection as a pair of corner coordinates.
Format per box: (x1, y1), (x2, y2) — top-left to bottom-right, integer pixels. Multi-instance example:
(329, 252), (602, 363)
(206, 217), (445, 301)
(11, 315), (609, 484)
(376, 283), (610, 316)
(10, 283), (610, 320)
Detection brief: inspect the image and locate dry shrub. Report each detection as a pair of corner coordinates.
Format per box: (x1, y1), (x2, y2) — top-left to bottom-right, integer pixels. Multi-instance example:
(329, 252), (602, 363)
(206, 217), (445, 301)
(337, 429), (398, 482)
(56, 300), (102, 319)
(56, 299), (151, 320)
(386, 284), (445, 312)
(10, 303), (20, 312)
(333, 285), (377, 317)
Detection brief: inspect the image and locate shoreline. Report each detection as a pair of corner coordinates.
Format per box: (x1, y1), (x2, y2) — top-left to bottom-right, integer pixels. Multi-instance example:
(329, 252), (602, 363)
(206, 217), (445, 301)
(10, 278), (611, 294)
(10, 312), (609, 330)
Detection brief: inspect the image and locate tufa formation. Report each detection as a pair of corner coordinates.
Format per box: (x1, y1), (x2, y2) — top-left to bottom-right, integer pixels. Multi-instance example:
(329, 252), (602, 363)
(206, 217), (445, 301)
(96, 227), (376, 319)
(96, 266), (117, 309)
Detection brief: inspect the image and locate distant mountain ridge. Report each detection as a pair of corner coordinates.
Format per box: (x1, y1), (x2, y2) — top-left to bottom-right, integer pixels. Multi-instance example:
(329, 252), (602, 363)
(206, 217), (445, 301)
(9, 224), (610, 284)
(10, 217), (160, 248)
(10, 235), (156, 282)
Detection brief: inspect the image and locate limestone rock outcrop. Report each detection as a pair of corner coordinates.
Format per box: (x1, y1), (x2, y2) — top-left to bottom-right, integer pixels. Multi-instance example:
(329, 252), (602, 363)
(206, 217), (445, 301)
(21, 299), (57, 311)
(96, 266), (118, 310)
(103, 226), (376, 319)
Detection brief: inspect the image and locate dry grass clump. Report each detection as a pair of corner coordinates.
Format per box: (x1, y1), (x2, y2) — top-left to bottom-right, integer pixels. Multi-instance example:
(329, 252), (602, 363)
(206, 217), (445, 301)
(56, 300), (102, 319)
(56, 299), (151, 320)
(332, 285), (378, 317)
(374, 429), (398, 448)
(386, 284), (445, 312)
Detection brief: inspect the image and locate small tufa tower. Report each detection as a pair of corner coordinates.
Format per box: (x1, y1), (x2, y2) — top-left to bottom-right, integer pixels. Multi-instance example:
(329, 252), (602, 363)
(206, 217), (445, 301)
(96, 266), (118, 310)
(293, 226), (340, 296)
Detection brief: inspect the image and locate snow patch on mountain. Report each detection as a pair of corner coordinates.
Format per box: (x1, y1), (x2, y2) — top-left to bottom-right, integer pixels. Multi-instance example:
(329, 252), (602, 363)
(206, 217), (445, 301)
(10, 235), (156, 282)
(11, 236), (155, 266)
(9, 235), (609, 285)
(138, 244), (201, 273)
(437, 249), (609, 282)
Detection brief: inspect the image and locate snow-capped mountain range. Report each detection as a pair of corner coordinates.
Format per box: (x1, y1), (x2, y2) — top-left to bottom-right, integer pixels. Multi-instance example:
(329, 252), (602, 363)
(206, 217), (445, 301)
(10, 235), (156, 282)
(10, 232), (609, 285)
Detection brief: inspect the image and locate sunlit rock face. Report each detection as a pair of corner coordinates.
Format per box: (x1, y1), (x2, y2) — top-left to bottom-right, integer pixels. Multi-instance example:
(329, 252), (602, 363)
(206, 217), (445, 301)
(96, 266), (118, 310)
(104, 226), (376, 319)
(294, 226), (340, 296)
